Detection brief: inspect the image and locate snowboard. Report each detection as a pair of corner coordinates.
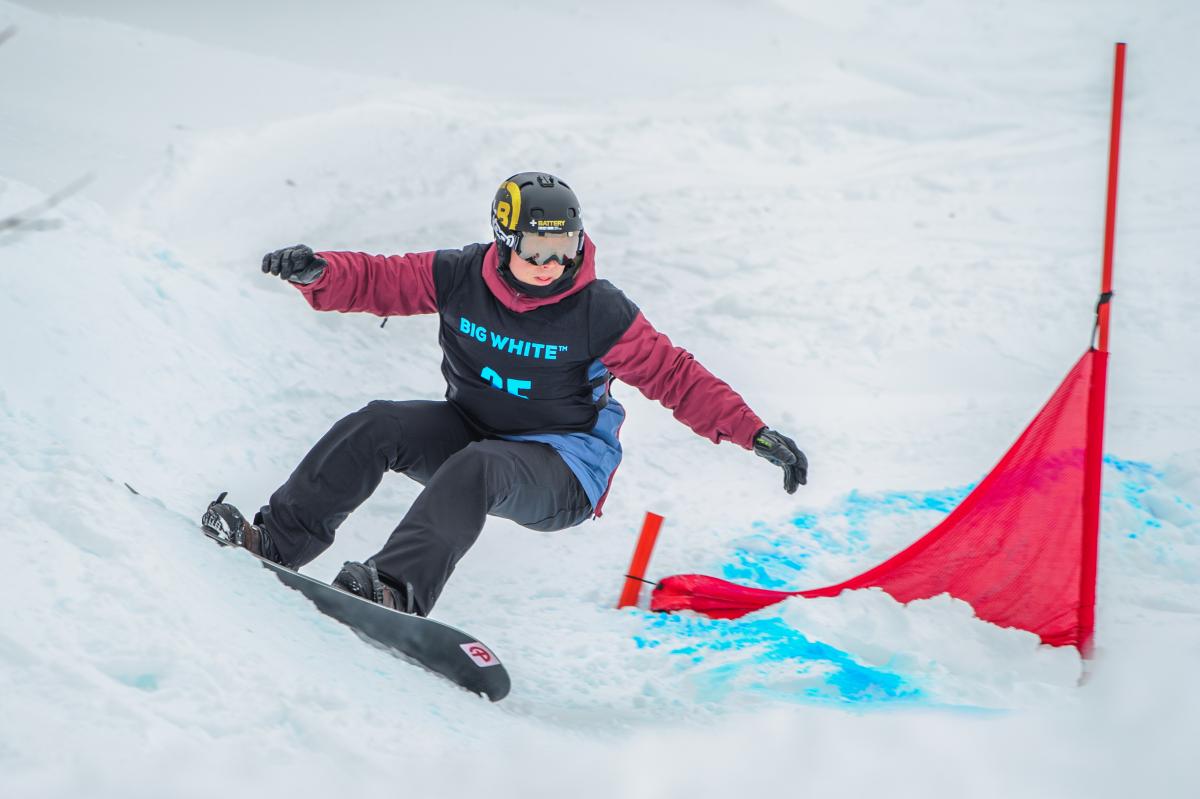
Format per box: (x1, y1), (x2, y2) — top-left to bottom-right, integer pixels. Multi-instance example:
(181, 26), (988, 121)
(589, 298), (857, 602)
(199, 526), (511, 702)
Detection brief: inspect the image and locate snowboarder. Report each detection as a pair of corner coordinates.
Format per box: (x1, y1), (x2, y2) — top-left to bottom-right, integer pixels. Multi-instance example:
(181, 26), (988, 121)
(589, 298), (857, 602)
(203, 172), (807, 616)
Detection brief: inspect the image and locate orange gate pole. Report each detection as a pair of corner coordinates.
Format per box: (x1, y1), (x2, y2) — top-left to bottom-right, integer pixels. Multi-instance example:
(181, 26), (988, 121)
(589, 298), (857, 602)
(617, 512), (664, 609)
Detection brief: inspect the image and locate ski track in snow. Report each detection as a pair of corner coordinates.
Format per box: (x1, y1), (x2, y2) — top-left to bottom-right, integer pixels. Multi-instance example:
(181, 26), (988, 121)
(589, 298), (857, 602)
(2, 0), (1199, 796)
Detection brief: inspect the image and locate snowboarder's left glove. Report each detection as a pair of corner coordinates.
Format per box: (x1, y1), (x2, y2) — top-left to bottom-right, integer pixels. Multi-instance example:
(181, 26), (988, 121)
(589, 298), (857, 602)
(262, 244), (327, 285)
(753, 427), (808, 494)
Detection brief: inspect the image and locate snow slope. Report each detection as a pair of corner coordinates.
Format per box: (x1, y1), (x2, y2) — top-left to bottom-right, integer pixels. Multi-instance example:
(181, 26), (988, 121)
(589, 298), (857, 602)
(1, 1), (1198, 796)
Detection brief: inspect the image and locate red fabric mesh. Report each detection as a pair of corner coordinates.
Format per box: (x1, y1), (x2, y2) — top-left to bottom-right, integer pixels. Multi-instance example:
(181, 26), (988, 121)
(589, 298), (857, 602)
(651, 350), (1107, 650)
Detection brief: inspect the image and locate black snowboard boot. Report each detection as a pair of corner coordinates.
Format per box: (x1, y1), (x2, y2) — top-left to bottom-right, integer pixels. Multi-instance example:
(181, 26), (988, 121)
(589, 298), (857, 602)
(201, 492), (282, 564)
(333, 560), (417, 614)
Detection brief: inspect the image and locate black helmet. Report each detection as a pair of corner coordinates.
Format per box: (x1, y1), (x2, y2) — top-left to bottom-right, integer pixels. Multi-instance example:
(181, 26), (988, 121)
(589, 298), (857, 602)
(491, 172), (583, 257)
(490, 172), (586, 297)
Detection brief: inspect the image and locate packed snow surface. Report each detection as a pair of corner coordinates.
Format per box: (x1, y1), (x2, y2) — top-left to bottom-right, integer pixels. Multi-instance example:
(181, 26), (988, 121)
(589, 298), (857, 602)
(1, 1), (1198, 796)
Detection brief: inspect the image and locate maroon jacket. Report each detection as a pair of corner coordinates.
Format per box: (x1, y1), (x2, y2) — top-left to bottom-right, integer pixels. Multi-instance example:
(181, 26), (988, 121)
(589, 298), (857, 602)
(295, 237), (765, 511)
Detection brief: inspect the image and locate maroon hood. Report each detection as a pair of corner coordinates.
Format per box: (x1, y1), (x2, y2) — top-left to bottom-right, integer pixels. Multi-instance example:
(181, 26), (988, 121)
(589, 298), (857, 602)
(481, 234), (597, 313)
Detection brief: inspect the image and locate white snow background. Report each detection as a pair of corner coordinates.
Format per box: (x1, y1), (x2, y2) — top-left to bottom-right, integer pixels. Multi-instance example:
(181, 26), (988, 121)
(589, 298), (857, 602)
(1, 0), (1198, 796)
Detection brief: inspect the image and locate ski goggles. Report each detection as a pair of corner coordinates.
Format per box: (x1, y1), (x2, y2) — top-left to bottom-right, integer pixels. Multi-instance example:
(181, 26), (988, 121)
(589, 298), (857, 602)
(516, 230), (583, 266)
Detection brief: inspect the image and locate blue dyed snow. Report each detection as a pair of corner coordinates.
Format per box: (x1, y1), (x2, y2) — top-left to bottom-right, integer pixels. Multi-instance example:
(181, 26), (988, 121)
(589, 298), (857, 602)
(640, 612), (921, 707)
(1100, 455), (1197, 571)
(154, 249), (185, 270)
(115, 672), (159, 692)
(1105, 454), (1159, 477)
(641, 483), (983, 707)
(639, 453), (1198, 708)
(720, 483), (974, 592)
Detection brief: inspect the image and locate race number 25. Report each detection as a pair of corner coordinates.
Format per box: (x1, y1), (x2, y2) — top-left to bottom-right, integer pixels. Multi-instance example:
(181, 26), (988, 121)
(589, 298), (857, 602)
(480, 366), (531, 399)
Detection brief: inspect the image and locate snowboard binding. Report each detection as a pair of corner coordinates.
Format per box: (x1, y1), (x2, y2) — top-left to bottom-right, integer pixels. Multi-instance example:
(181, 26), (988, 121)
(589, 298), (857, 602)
(333, 560), (418, 615)
(201, 492), (282, 564)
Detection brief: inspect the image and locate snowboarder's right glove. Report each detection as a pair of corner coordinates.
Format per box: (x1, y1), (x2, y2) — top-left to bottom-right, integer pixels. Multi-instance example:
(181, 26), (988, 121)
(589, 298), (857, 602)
(753, 427), (808, 494)
(262, 244), (327, 285)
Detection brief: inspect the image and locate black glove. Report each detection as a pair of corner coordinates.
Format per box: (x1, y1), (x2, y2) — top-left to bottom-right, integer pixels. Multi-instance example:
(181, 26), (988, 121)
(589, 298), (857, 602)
(753, 427), (808, 494)
(262, 244), (327, 285)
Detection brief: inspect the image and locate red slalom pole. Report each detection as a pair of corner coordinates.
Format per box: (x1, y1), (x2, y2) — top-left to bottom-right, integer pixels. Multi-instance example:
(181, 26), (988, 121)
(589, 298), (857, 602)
(1097, 42), (1126, 354)
(1079, 42), (1126, 662)
(617, 512), (664, 609)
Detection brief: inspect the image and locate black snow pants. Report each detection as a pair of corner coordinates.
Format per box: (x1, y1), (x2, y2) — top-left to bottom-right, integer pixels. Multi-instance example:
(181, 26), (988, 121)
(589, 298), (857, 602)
(257, 400), (593, 615)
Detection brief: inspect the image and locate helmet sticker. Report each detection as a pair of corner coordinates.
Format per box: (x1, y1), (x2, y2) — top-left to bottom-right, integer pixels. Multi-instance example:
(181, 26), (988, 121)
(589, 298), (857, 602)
(495, 180), (523, 232)
(491, 218), (517, 247)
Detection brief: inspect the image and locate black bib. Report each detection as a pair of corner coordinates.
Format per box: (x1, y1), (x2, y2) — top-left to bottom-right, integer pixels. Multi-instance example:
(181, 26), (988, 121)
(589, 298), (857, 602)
(433, 244), (638, 436)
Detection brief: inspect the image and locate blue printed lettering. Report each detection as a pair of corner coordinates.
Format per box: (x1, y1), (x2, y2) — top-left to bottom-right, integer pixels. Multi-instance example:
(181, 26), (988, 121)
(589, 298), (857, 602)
(460, 316), (488, 342)
(480, 366), (503, 389)
(479, 366), (531, 399)
(458, 317), (565, 361)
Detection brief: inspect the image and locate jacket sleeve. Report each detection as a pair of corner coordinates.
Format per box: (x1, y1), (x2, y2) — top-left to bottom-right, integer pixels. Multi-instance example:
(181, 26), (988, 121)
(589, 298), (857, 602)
(600, 312), (765, 449)
(294, 250), (438, 316)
